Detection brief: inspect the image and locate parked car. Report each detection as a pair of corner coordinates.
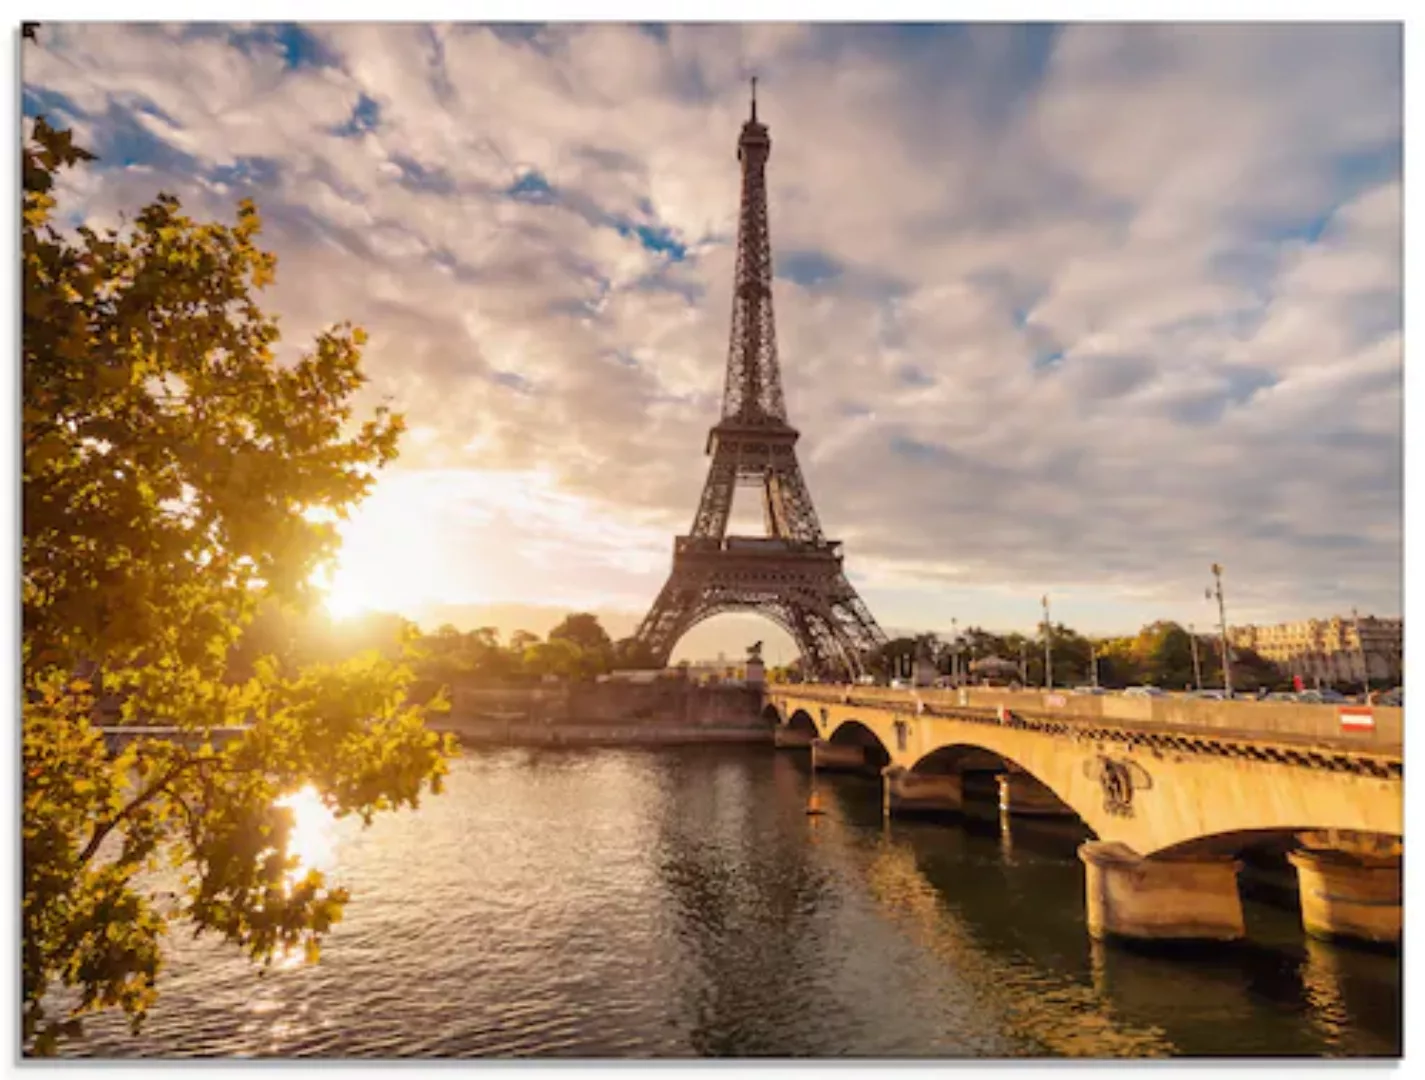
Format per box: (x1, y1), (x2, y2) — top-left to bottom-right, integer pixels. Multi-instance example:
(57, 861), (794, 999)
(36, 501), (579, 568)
(1189, 689), (1228, 700)
(1123, 686), (1167, 698)
(1071, 686), (1108, 695)
(1381, 688), (1403, 707)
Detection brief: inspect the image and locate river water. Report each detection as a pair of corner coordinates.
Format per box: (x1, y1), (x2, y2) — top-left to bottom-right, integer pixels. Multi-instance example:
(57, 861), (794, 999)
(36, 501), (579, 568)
(63, 745), (1400, 1058)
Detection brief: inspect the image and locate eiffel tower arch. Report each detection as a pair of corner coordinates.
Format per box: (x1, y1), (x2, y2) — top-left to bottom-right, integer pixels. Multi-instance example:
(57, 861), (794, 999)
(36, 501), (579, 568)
(635, 81), (888, 681)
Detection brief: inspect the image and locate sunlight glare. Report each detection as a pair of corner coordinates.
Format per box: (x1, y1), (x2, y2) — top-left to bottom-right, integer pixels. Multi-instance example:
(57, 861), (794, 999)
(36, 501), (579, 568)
(275, 783), (336, 884)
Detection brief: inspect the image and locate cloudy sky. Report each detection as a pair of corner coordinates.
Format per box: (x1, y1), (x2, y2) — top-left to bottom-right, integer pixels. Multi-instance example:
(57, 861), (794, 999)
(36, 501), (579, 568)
(23, 22), (1402, 663)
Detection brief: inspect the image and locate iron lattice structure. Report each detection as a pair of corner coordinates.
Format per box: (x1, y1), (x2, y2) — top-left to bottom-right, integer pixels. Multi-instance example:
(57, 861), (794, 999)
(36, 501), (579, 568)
(635, 83), (888, 680)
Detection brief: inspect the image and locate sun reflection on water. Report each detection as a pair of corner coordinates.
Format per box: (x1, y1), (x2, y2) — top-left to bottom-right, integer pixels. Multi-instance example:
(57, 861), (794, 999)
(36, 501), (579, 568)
(270, 784), (339, 972)
(275, 783), (337, 884)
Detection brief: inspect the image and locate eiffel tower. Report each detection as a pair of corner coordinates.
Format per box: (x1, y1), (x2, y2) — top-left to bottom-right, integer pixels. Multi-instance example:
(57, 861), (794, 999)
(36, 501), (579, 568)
(634, 80), (887, 680)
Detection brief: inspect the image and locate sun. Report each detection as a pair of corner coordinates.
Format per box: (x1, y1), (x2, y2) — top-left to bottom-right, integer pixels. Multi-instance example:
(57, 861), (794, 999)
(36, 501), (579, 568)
(312, 562), (375, 621)
(307, 479), (451, 621)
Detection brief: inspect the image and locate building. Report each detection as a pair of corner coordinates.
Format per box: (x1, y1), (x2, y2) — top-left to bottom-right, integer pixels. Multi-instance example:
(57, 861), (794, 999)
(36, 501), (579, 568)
(1228, 615), (1402, 686)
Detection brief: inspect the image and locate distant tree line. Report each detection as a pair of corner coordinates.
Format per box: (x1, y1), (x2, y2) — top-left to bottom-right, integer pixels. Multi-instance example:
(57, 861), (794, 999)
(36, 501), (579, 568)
(789, 620), (1285, 691)
(227, 604), (658, 703)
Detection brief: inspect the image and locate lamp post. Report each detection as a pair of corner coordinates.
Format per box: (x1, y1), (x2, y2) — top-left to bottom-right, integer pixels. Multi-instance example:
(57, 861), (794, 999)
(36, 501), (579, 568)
(1090, 641), (1099, 689)
(1353, 607), (1370, 695)
(1188, 623), (1203, 692)
(1205, 564), (1232, 697)
(1019, 641), (1027, 687)
(950, 617), (959, 686)
(1041, 594), (1053, 690)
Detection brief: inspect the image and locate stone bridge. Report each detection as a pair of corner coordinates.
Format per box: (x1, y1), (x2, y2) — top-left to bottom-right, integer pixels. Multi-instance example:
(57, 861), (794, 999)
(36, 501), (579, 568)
(764, 686), (1402, 950)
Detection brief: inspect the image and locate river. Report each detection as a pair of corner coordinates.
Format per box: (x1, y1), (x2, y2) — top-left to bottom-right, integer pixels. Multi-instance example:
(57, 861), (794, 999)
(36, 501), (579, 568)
(62, 744), (1401, 1058)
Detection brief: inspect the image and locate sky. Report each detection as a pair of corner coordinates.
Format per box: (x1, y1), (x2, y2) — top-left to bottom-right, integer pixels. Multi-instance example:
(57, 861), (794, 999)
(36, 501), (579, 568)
(21, 22), (1403, 664)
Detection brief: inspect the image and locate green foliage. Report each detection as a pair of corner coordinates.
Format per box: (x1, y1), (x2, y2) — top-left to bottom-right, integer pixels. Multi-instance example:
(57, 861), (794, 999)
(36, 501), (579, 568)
(22, 118), (453, 1054)
(399, 614), (624, 695)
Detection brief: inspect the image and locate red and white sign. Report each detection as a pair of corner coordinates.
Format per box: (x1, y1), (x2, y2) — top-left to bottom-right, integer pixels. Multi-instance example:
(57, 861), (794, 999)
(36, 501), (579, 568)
(1338, 706), (1375, 733)
(1045, 694), (1067, 708)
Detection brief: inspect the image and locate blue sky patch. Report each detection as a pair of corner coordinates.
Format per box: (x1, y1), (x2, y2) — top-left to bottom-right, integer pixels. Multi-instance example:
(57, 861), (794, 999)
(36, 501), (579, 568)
(210, 156), (282, 189)
(508, 170), (556, 203)
(778, 250), (843, 287)
(1032, 349), (1064, 372)
(222, 23), (335, 71)
(333, 93), (381, 138)
(389, 155), (457, 195)
(612, 219), (686, 261)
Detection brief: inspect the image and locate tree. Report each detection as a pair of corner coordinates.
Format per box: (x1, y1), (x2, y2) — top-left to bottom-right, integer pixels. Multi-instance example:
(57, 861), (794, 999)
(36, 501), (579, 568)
(548, 612), (614, 678)
(611, 636), (660, 670)
(1131, 621), (1196, 688)
(1043, 622), (1093, 688)
(22, 118), (453, 1054)
(548, 612), (612, 654)
(522, 638), (584, 680)
(508, 629), (540, 654)
(869, 637), (918, 681)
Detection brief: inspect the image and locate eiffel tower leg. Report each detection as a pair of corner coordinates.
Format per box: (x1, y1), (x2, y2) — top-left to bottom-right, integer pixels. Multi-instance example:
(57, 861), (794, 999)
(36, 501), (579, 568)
(635, 575), (699, 665)
(764, 446), (826, 544)
(690, 449), (739, 540)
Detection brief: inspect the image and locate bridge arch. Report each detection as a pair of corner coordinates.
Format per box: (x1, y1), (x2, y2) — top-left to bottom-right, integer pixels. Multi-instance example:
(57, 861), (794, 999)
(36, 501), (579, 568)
(1149, 826), (1404, 862)
(826, 718), (892, 770)
(786, 708), (817, 735)
(909, 742), (1022, 778)
(659, 604), (867, 682)
(909, 742), (1086, 825)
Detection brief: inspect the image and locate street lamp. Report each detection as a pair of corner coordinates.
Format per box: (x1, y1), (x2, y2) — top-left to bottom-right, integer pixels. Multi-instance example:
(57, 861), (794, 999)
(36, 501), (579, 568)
(1188, 622), (1203, 692)
(1090, 641), (1099, 689)
(1353, 607), (1370, 696)
(1205, 564), (1232, 697)
(950, 617), (959, 687)
(1041, 594), (1053, 691)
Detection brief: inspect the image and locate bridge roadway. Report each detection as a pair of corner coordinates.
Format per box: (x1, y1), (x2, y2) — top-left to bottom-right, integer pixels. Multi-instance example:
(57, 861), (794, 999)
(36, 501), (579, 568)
(764, 685), (1402, 950)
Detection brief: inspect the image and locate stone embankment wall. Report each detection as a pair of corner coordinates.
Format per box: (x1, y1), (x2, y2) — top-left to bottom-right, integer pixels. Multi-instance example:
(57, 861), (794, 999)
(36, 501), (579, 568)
(434, 681), (770, 746)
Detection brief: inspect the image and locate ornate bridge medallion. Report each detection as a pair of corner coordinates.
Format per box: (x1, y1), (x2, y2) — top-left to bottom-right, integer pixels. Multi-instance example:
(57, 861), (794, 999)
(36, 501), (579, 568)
(1083, 755), (1153, 818)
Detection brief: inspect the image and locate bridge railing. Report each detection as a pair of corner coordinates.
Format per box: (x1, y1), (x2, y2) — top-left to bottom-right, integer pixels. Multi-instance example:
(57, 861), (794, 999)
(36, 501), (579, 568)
(771, 685), (1402, 753)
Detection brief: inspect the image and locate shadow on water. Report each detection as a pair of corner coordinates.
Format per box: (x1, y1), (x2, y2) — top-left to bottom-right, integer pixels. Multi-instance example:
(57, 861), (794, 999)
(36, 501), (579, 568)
(794, 753), (1402, 1057)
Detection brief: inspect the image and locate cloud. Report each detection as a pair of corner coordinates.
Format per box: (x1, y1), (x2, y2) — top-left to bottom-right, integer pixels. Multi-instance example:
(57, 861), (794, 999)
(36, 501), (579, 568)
(22, 22), (1402, 652)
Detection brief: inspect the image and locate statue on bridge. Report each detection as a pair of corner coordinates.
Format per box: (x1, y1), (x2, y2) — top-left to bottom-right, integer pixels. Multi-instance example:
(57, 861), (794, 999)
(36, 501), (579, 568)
(746, 640), (764, 663)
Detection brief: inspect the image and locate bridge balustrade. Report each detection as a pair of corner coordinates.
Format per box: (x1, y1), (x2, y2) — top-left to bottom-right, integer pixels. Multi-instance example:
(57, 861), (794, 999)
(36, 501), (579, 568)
(778, 684), (1401, 752)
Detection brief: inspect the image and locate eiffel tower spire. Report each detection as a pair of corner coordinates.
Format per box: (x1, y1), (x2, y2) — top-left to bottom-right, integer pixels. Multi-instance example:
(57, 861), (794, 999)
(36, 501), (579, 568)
(721, 75), (785, 427)
(633, 86), (887, 680)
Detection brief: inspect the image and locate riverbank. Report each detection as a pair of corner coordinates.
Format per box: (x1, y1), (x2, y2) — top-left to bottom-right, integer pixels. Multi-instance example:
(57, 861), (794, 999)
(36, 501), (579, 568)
(436, 719), (773, 747)
(431, 681), (772, 747)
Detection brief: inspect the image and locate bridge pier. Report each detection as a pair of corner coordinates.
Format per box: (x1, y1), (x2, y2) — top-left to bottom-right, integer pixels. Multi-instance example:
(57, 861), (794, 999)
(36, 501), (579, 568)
(996, 767), (1074, 817)
(1079, 841), (1244, 943)
(1287, 848), (1401, 947)
(811, 738), (867, 773)
(882, 766), (962, 815)
(773, 725), (816, 749)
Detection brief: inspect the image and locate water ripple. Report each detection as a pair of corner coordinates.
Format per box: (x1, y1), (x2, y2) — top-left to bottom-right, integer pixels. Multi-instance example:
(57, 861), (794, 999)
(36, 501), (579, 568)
(55, 747), (1401, 1058)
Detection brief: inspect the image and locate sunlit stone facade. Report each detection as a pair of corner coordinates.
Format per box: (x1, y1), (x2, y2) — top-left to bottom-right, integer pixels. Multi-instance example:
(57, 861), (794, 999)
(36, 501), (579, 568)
(1228, 615), (1402, 685)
